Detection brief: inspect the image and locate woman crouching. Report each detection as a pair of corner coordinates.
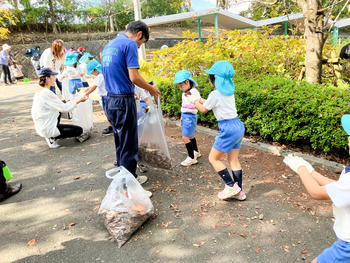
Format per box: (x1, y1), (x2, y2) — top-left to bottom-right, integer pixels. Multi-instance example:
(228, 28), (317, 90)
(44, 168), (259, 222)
(31, 68), (87, 148)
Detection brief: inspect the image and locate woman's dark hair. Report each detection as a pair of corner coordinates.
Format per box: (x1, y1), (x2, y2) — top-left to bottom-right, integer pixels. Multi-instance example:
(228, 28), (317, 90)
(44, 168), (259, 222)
(188, 79), (194, 88)
(73, 62), (77, 68)
(39, 76), (47, 87)
(209, 74), (215, 85)
(126, 21), (149, 42)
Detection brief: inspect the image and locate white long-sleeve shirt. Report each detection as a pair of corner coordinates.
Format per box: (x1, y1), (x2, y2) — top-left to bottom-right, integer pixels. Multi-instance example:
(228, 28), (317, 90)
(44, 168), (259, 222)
(39, 48), (65, 73)
(31, 88), (77, 138)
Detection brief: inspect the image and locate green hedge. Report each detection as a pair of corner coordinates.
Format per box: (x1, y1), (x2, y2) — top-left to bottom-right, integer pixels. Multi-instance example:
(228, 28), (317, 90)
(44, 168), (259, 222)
(156, 75), (350, 154)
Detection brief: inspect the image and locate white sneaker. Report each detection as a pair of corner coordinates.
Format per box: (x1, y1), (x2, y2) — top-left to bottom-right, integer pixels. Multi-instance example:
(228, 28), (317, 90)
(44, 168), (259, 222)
(194, 151), (201, 159)
(145, 190), (152, 198)
(137, 175), (148, 185)
(233, 190), (246, 201)
(181, 156), (198, 166)
(45, 138), (60, 149)
(218, 183), (241, 200)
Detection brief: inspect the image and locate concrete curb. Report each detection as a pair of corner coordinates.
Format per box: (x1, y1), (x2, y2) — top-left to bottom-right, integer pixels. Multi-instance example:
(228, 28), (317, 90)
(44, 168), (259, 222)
(165, 118), (344, 173)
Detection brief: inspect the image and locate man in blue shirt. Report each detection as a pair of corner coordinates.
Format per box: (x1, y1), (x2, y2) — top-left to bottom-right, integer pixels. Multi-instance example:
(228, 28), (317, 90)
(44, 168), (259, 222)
(102, 21), (160, 193)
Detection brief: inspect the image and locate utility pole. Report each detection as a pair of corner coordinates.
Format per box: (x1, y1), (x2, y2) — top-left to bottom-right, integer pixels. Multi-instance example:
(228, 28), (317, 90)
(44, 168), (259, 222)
(133, 0), (147, 61)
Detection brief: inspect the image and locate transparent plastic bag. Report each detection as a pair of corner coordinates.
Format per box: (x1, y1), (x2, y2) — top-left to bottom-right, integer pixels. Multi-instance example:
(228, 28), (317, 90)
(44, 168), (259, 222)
(138, 98), (172, 169)
(72, 95), (93, 134)
(98, 166), (154, 248)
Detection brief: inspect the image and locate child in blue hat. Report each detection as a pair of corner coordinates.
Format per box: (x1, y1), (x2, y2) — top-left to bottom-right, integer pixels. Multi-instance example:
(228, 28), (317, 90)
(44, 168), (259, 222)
(173, 70), (201, 167)
(79, 52), (94, 88)
(84, 59), (112, 135)
(283, 115), (350, 263)
(59, 51), (84, 95)
(188, 61), (246, 200)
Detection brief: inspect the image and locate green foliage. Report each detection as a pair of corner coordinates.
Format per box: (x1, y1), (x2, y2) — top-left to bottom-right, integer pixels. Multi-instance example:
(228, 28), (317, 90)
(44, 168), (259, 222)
(0, 9), (17, 39)
(141, 0), (189, 18)
(240, 1), (299, 20)
(150, 28), (307, 81)
(155, 74), (350, 154)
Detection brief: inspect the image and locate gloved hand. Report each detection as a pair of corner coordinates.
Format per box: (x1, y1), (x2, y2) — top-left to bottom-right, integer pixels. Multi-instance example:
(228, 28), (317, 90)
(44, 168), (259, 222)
(186, 94), (201, 104)
(283, 154), (314, 174)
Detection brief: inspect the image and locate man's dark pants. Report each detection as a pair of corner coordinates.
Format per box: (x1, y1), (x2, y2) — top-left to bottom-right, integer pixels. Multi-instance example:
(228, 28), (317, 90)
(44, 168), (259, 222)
(105, 93), (138, 177)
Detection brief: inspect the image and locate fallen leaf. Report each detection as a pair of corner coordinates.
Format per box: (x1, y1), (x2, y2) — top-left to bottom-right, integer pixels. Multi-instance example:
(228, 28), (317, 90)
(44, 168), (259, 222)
(68, 222), (76, 227)
(26, 239), (36, 246)
(240, 233), (247, 238)
(301, 249), (308, 254)
(284, 245), (290, 253)
(87, 162), (92, 165)
(74, 176), (80, 180)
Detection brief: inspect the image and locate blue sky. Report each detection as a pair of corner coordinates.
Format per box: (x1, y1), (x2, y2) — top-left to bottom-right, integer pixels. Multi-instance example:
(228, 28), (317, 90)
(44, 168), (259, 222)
(191, 0), (251, 14)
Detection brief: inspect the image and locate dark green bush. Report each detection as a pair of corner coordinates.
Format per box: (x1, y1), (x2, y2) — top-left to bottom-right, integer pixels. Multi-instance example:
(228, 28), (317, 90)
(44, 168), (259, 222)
(156, 74), (350, 154)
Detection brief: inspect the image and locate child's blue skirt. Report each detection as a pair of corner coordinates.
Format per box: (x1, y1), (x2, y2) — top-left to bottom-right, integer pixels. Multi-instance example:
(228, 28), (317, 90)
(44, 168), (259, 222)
(317, 239), (350, 263)
(69, 79), (84, 94)
(181, 112), (197, 137)
(214, 117), (245, 153)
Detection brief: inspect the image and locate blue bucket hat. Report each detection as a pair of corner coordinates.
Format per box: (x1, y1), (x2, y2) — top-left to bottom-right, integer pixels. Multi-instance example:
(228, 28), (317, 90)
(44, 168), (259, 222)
(79, 52), (94, 63)
(206, 61), (235, 96)
(341, 114), (350, 135)
(173, 70), (198, 88)
(87, 59), (102, 75)
(65, 51), (78, 66)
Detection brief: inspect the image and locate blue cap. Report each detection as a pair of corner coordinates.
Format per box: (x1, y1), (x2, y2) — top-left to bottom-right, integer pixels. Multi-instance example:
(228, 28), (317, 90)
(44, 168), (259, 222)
(38, 67), (58, 77)
(342, 114), (350, 135)
(79, 52), (94, 63)
(173, 70), (198, 88)
(87, 59), (102, 75)
(65, 51), (78, 66)
(206, 61), (235, 96)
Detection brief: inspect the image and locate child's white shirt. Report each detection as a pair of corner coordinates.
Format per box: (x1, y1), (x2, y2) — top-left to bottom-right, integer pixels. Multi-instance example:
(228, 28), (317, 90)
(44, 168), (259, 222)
(203, 90), (238, 120)
(135, 85), (150, 101)
(181, 87), (200, 114)
(94, 73), (107, 97)
(326, 170), (350, 242)
(61, 66), (82, 80)
(79, 62), (87, 82)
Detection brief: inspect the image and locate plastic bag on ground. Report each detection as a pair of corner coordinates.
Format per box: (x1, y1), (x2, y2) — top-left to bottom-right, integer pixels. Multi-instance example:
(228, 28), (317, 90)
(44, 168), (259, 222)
(98, 166), (154, 248)
(138, 98), (172, 169)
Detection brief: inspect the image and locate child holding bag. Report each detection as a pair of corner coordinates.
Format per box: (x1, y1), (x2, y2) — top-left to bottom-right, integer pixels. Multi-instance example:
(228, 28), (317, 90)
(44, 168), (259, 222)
(188, 61), (246, 200)
(173, 70), (201, 167)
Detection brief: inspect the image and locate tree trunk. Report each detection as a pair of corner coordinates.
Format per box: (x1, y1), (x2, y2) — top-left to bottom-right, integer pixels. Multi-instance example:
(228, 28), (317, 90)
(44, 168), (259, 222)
(48, 0), (58, 34)
(110, 15), (114, 32)
(301, 0), (325, 83)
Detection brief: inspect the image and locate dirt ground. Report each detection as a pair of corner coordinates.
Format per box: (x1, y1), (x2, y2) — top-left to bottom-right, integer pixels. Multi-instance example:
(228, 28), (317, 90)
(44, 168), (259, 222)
(0, 80), (339, 263)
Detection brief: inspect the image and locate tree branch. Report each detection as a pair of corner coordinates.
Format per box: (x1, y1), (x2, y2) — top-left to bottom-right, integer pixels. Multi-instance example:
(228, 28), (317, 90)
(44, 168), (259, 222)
(328, 0), (350, 32)
(252, 0), (279, 5)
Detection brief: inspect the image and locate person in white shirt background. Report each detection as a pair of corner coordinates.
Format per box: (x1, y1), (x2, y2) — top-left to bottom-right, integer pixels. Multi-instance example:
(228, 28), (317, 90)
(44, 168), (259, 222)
(283, 115), (350, 263)
(39, 39), (65, 94)
(188, 61), (246, 201)
(31, 68), (87, 148)
(173, 70), (201, 167)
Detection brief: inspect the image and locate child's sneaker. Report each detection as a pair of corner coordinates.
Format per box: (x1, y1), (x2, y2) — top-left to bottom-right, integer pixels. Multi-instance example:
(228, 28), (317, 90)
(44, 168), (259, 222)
(181, 156), (198, 166)
(233, 190), (246, 201)
(218, 183), (241, 200)
(137, 175), (148, 185)
(102, 126), (113, 135)
(45, 138), (60, 149)
(194, 151), (201, 159)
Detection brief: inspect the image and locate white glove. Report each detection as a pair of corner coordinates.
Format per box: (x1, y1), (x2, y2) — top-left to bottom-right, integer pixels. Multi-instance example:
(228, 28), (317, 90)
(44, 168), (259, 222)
(186, 94), (201, 104)
(283, 154), (314, 174)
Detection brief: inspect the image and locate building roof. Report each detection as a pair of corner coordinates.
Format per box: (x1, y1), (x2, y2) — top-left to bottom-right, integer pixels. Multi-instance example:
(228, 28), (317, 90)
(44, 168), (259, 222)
(335, 18), (350, 28)
(257, 13), (304, 27)
(142, 9), (257, 29)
